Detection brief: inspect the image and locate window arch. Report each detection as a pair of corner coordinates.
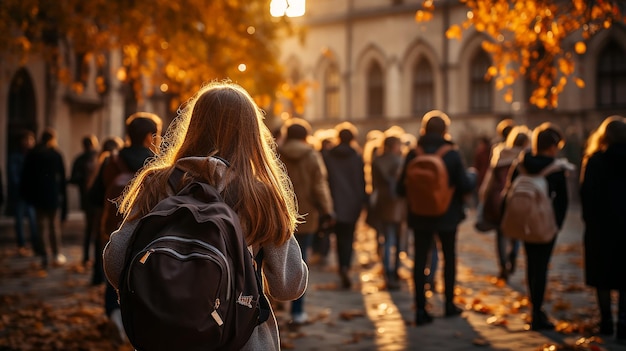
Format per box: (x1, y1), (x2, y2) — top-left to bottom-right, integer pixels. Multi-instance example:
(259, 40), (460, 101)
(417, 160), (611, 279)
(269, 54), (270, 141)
(324, 64), (340, 119)
(469, 50), (493, 112)
(412, 57), (434, 116)
(367, 61), (384, 118)
(596, 40), (626, 108)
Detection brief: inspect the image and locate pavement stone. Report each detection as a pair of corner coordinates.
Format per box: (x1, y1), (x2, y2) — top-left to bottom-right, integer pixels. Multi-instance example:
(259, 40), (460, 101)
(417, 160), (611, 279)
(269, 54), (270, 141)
(1, 207), (625, 351)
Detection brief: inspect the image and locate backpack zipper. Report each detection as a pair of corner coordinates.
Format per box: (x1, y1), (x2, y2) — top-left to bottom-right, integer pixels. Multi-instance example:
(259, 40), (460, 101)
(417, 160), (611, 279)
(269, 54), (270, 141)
(127, 236), (232, 300)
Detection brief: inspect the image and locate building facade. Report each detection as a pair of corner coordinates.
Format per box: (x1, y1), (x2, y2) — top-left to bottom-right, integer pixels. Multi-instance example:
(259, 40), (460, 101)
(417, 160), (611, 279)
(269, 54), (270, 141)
(277, 0), (626, 161)
(0, 50), (172, 212)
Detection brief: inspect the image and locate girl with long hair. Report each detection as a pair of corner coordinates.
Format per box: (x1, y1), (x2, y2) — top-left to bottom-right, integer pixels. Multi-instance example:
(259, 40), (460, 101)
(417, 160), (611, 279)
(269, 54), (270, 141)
(104, 81), (307, 350)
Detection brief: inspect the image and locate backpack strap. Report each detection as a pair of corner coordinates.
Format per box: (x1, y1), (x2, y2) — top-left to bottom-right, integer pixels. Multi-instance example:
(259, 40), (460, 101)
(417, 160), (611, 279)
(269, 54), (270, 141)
(253, 248), (271, 324)
(415, 143), (454, 157)
(539, 160), (565, 177)
(167, 167), (186, 193)
(435, 144), (454, 157)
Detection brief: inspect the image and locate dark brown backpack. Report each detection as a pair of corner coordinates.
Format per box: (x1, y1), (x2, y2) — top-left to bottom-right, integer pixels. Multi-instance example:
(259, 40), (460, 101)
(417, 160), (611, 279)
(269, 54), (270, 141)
(119, 167), (269, 351)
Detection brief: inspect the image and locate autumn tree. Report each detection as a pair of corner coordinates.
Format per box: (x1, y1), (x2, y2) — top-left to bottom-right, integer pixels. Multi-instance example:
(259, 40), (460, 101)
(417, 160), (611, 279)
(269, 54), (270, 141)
(0, 0), (291, 109)
(417, 0), (626, 108)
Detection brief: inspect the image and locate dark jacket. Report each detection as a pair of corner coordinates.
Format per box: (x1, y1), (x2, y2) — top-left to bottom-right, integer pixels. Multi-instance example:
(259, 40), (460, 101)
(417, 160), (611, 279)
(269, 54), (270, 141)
(69, 150), (99, 210)
(89, 146), (154, 208)
(323, 143), (367, 223)
(20, 144), (67, 212)
(580, 143), (626, 289)
(397, 133), (474, 232)
(509, 151), (569, 229)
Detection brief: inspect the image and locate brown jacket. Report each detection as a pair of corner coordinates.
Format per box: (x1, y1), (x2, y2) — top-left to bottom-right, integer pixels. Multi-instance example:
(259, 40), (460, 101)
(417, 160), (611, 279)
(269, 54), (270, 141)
(279, 139), (334, 234)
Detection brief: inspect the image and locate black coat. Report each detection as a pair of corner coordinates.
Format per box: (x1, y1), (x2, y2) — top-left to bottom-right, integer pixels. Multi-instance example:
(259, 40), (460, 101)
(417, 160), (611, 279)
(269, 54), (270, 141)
(323, 143), (367, 223)
(397, 134), (474, 232)
(20, 144), (67, 212)
(580, 143), (626, 289)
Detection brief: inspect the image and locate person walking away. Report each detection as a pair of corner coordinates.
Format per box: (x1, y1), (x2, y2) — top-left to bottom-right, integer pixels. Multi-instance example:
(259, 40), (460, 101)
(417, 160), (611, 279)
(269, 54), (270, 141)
(278, 118), (334, 325)
(371, 136), (405, 290)
(506, 122), (571, 331)
(103, 82), (307, 350)
(323, 125), (367, 289)
(397, 110), (475, 325)
(88, 136), (124, 286)
(580, 116), (626, 341)
(89, 112), (162, 342)
(481, 126), (531, 281)
(7, 130), (40, 256)
(20, 128), (68, 268)
(68, 135), (100, 265)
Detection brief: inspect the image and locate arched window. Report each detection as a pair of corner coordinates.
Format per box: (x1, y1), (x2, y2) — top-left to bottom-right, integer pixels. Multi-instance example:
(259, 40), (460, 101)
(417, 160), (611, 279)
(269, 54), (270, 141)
(412, 58), (434, 116)
(469, 50), (493, 112)
(367, 61), (384, 118)
(596, 40), (626, 108)
(324, 64), (340, 119)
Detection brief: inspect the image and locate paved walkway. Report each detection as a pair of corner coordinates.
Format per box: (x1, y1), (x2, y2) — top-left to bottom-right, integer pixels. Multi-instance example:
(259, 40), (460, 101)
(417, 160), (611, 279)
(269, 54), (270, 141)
(1, 207), (625, 350)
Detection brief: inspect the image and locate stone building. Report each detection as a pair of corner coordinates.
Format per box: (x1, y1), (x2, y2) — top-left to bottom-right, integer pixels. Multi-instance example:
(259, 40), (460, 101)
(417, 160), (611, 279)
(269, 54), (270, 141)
(0, 50), (172, 212)
(276, 0), (626, 164)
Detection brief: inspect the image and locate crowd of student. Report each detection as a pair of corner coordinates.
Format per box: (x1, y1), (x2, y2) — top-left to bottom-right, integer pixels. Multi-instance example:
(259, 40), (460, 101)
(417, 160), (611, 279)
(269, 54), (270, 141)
(3, 81), (625, 347)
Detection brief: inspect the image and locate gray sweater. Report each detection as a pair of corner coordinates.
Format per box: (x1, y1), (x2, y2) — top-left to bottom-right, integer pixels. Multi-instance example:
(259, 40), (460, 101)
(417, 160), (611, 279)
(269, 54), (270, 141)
(103, 156), (308, 350)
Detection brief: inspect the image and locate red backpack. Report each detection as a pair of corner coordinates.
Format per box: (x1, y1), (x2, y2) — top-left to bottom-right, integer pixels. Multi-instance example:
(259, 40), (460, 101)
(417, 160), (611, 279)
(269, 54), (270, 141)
(404, 144), (455, 216)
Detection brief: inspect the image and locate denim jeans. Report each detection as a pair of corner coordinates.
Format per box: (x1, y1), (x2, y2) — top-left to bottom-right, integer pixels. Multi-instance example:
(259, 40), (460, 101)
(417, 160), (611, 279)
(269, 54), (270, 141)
(291, 233), (314, 316)
(14, 199), (39, 251)
(381, 222), (402, 277)
(36, 208), (62, 260)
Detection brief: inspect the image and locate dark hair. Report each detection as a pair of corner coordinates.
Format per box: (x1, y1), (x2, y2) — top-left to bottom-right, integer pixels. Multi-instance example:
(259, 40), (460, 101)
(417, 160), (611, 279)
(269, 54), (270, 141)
(383, 136), (401, 151)
(338, 129), (354, 143)
(497, 119), (515, 139)
(425, 117), (447, 135)
(286, 124), (308, 141)
(533, 122), (564, 154)
(605, 119), (626, 145)
(41, 127), (56, 146)
(126, 112), (161, 146)
(82, 135), (98, 150)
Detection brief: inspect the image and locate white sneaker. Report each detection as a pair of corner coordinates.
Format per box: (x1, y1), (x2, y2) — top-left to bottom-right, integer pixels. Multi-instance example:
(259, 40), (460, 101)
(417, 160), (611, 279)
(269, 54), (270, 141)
(110, 308), (128, 342)
(291, 312), (308, 325)
(54, 254), (67, 266)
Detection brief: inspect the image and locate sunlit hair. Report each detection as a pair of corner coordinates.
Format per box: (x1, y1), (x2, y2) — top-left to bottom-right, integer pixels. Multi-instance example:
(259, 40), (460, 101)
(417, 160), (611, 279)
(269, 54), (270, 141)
(531, 122), (564, 155)
(496, 119), (515, 139)
(119, 81), (299, 246)
(582, 115), (626, 172)
(505, 125), (531, 148)
(420, 110), (451, 139)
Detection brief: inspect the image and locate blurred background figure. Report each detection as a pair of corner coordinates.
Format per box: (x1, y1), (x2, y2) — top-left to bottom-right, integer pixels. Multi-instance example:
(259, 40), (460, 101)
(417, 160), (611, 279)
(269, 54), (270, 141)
(370, 135), (405, 290)
(323, 123), (367, 289)
(20, 128), (67, 268)
(580, 115), (626, 341)
(278, 118), (334, 325)
(7, 129), (39, 257)
(68, 135), (100, 265)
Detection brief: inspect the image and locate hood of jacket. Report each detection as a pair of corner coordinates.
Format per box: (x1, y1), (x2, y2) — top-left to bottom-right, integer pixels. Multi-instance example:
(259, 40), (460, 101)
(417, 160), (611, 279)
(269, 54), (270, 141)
(173, 156), (229, 193)
(279, 140), (314, 162)
(493, 146), (524, 167)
